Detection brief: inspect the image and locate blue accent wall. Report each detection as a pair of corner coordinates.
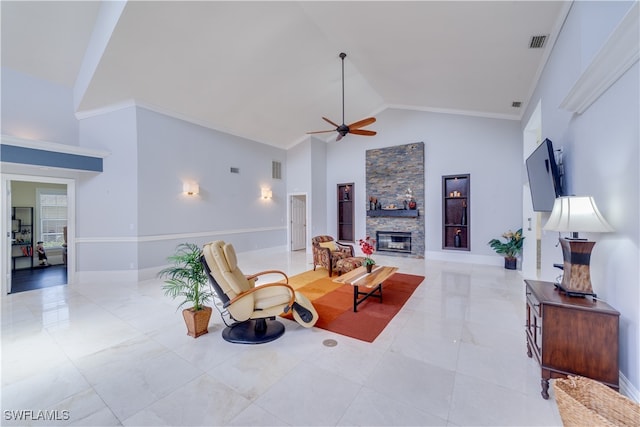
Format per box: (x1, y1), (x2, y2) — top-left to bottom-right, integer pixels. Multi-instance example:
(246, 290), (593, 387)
(0, 144), (103, 172)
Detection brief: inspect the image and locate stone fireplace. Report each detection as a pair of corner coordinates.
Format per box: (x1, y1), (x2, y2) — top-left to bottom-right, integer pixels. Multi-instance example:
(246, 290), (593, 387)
(366, 142), (425, 258)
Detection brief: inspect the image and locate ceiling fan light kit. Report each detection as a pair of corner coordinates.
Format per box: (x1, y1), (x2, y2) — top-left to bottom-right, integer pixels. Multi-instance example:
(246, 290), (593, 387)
(308, 52), (377, 141)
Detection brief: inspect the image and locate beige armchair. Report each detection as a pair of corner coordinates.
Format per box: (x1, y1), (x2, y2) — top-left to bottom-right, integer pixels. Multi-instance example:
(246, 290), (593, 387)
(311, 235), (354, 276)
(201, 240), (318, 344)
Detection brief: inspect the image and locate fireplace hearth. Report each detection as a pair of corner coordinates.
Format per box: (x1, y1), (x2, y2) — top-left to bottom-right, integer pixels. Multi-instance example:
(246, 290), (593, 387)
(377, 231), (412, 254)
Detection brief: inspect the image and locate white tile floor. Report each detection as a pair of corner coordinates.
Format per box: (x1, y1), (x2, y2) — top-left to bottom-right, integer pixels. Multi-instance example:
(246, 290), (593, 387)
(2, 247), (563, 426)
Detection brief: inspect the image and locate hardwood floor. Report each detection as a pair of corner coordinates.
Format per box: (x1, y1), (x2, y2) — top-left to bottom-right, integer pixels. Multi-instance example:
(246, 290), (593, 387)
(10, 264), (67, 293)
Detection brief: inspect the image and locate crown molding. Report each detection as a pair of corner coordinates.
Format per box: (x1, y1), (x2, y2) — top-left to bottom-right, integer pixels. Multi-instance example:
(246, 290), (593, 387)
(560, 2), (639, 114)
(74, 99), (136, 120)
(385, 104), (521, 121)
(1, 134), (110, 158)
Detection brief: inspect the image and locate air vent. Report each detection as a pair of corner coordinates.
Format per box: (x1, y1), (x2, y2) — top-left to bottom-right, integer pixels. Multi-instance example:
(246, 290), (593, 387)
(230, 167), (240, 174)
(272, 161), (282, 180)
(512, 101), (522, 108)
(529, 35), (548, 49)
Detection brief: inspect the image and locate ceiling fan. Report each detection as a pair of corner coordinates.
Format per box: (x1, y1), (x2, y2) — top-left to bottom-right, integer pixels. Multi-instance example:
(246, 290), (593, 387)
(308, 52), (377, 142)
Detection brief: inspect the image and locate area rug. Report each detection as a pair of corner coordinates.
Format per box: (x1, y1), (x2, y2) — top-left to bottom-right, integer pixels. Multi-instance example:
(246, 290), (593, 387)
(283, 270), (425, 342)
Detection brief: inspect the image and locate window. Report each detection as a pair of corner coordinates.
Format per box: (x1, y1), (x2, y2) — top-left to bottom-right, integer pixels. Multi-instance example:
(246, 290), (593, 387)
(37, 189), (67, 249)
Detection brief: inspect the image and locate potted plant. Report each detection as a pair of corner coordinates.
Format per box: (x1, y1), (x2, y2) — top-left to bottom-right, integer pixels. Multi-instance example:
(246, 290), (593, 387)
(158, 243), (213, 338)
(488, 228), (525, 270)
(358, 236), (376, 273)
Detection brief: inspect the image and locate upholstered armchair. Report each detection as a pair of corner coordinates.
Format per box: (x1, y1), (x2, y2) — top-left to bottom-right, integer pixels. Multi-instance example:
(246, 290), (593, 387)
(311, 235), (354, 276)
(201, 240), (318, 344)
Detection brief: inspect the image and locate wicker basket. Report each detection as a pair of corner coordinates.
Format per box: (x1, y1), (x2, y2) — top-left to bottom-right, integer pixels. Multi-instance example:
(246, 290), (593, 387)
(553, 376), (640, 427)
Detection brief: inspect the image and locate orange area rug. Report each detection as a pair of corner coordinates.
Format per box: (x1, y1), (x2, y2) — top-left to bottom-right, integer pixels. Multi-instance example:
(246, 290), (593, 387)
(284, 270), (425, 342)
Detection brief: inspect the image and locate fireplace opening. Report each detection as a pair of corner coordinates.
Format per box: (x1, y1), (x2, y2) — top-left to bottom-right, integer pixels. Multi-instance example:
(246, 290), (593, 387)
(376, 231), (411, 254)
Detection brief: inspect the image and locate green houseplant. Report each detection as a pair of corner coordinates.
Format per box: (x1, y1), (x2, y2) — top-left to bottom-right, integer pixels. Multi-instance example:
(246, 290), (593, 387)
(158, 243), (213, 337)
(488, 228), (525, 270)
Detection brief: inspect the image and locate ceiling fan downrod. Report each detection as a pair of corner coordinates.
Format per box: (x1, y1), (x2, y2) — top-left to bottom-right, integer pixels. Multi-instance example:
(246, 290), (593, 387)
(340, 52), (346, 127)
(306, 51), (376, 141)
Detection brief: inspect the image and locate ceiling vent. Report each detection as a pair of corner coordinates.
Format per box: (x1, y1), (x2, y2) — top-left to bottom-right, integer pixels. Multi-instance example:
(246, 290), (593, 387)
(512, 101), (522, 108)
(529, 35), (548, 49)
(230, 167), (240, 174)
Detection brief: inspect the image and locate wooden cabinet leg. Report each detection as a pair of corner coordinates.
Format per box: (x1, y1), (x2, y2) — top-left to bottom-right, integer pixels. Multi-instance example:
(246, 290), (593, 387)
(541, 378), (549, 399)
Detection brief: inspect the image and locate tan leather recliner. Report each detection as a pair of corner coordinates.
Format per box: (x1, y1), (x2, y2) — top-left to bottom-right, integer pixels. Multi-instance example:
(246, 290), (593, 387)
(201, 240), (318, 343)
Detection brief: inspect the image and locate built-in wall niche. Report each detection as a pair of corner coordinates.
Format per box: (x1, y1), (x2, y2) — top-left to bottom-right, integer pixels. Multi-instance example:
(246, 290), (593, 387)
(337, 183), (354, 242)
(442, 174), (470, 250)
(365, 142), (425, 258)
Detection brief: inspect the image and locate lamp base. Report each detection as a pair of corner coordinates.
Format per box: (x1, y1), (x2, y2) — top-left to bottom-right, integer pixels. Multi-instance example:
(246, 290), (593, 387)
(553, 282), (598, 298)
(557, 238), (598, 298)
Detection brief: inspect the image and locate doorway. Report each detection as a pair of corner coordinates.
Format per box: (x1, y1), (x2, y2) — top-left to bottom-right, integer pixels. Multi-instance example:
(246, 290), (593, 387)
(522, 101), (542, 277)
(289, 194), (307, 251)
(2, 175), (75, 294)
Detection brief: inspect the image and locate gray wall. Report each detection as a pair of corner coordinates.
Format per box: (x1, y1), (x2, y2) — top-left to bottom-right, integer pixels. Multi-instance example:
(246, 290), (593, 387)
(323, 108), (522, 262)
(522, 0), (639, 393)
(135, 107), (287, 269)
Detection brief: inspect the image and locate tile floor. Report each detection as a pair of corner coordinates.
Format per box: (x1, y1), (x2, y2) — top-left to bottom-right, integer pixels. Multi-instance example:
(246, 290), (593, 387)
(1, 247), (563, 426)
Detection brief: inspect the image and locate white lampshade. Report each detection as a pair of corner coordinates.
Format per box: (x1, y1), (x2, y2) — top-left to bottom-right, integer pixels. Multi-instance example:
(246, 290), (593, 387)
(543, 196), (614, 233)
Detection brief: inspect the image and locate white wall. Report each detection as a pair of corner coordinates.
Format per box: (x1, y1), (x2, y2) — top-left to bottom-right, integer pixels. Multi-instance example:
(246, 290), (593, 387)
(522, 0), (639, 395)
(1, 67), (79, 145)
(310, 137), (327, 241)
(324, 108), (522, 263)
(77, 105), (139, 274)
(286, 137), (328, 246)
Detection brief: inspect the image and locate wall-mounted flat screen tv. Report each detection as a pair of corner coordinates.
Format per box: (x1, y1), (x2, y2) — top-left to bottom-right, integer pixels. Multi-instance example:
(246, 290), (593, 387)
(526, 138), (563, 212)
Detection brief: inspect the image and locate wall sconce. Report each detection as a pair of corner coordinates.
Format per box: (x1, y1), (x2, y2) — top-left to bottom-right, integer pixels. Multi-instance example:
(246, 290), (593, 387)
(261, 188), (273, 199)
(183, 181), (199, 196)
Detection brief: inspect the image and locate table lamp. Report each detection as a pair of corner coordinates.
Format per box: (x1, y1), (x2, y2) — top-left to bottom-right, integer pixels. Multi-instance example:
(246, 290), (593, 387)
(543, 196), (614, 297)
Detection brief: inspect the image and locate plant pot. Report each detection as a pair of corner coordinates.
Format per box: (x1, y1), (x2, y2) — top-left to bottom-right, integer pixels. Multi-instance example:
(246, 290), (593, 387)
(366, 263), (373, 273)
(504, 257), (517, 270)
(182, 306), (213, 338)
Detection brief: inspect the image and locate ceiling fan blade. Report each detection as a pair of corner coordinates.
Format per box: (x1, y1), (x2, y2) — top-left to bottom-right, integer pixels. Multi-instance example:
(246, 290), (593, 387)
(307, 129), (336, 134)
(349, 129), (377, 136)
(322, 117), (340, 128)
(336, 133), (344, 142)
(348, 117), (376, 130)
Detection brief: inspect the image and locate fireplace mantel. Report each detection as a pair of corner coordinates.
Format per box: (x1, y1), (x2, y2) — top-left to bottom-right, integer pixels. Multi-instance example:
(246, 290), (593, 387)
(367, 209), (419, 218)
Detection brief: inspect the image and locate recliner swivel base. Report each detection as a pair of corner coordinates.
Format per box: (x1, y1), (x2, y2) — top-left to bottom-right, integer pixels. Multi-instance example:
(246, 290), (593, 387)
(222, 318), (285, 344)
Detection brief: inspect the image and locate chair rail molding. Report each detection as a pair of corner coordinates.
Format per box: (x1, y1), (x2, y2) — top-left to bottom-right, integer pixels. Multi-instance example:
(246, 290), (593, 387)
(560, 2), (639, 114)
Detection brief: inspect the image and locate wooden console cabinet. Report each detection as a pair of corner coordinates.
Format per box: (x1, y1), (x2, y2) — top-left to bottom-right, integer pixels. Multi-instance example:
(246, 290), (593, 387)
(525, 280), (619, 399)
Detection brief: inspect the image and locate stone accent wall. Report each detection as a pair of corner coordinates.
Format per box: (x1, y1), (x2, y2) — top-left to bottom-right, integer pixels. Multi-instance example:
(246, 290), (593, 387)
(366, 142), (425, 258)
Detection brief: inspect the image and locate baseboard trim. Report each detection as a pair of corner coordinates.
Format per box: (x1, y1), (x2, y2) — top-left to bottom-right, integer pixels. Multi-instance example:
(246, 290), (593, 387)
(620, 371), (640, 403)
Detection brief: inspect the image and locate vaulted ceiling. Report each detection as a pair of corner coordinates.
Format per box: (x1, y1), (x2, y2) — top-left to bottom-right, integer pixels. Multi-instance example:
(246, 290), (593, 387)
(2, 1), (569, 149)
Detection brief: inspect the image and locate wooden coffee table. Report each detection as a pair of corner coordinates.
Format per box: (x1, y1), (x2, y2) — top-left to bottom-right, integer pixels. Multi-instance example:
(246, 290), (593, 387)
(333, 265), (398, 312)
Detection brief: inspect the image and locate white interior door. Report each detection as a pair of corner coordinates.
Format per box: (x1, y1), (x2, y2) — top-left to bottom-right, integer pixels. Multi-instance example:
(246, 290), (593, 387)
(290, 195), (306, 251)
(2, 179), (12, 294)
